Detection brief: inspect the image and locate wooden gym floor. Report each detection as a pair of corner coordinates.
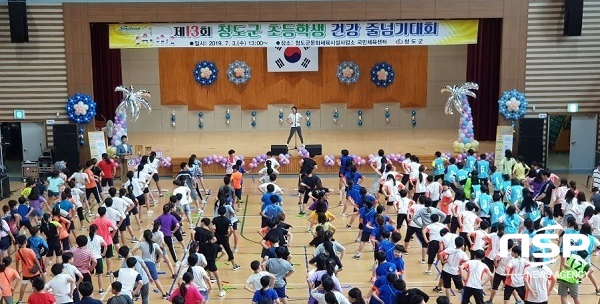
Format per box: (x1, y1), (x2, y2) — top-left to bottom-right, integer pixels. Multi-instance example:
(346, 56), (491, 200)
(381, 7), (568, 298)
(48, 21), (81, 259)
(4, 172), (597, 304)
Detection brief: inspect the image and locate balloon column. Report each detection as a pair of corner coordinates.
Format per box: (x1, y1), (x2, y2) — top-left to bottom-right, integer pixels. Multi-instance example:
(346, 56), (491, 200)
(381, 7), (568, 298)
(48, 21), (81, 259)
(323, 155), (336, 167)
(441, 82), (480, 153)
(111, 111), (128, 147)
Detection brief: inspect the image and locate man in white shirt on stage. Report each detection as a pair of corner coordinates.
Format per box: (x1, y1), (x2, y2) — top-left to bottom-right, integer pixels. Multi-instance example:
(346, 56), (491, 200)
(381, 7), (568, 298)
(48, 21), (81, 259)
(286, 106), (304, 148)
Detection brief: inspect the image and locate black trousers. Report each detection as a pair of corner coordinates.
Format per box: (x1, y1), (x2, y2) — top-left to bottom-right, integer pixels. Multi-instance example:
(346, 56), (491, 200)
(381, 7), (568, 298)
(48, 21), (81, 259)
(287, 127), (304, 144)
(164, 235), (177, 262)
(462, 287), (485, 304)
(216, 236), (235, 261)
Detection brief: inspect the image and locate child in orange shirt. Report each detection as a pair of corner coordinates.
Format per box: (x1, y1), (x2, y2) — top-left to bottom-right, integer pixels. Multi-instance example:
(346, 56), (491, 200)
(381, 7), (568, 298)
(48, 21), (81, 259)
(231, 165), (243, 210)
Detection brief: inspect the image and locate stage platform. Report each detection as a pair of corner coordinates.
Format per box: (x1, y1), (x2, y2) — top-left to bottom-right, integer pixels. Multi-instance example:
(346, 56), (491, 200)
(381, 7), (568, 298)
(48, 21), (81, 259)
(128, 129), (495, 176)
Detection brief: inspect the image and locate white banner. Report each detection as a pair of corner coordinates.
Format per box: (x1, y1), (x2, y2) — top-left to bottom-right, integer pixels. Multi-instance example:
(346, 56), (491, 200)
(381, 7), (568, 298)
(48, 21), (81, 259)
(267, 47), (318, 72)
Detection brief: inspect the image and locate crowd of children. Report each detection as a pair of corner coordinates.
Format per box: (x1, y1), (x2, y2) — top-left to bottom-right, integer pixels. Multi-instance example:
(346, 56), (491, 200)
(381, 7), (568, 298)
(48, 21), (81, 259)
(1, 147), (597, 304)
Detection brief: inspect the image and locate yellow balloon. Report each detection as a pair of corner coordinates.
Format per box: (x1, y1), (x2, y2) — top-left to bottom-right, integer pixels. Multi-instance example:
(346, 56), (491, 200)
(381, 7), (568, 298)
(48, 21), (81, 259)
(458, 143), (465, 149)
(465, 143), (472, 149)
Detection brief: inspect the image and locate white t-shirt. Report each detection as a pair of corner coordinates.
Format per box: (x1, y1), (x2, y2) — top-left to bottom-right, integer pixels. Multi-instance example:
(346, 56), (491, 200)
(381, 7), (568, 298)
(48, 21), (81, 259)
(401, 159), (412, 174)
(173, 186), (191, 206)
(69, 172), (89, 189)
(111, 196), (129, 216)
(287, 113), (302, 127)
(180, 265), (209, 291)
(409, 162), (421, 180)
(470, 230), (488, 251)
(426, 182), (442, 201)
(589, 214), (600, 234)
(415, 173), (428, 193)
(141, 163), (156, 175)
(371, 156), (383, 172)
(460, 211), (479, 233)
(524, 265), (555, 303)
(441, 248), (469, 275)
(311, 290), (351, 304)
(150, 159), (160, 171)
(462, 260), (491, 289)
(383, 180), (400, 202)
(71, 188), (84, 208)
(424, 222), (446, 241)
(62, 263), (81, 284)
(123, 178), (144, 197)
(484, 233), (501, 260)
(87, 234), (106, 259)
(573, 201), (594, 225)
(452, 200), (466, 216)
(259, 182), (283, 195)
(494, 254), (512, 276)
(506, 257), (528, 287)
(246, 271), (272, 291)
(266, 157), (281, 169)
(180, 253), (207, 268)
(115, 268), (142, 298)
(441, 233), (458, 250)
(45, 273), (73, 304)
(397, 197), (412, 214)
(103, 205), (124, 225)
(259, 167), (280, 178)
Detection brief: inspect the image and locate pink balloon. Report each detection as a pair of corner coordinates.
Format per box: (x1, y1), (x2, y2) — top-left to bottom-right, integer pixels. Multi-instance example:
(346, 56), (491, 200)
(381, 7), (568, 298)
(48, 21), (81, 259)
(166, 157), (171, 162)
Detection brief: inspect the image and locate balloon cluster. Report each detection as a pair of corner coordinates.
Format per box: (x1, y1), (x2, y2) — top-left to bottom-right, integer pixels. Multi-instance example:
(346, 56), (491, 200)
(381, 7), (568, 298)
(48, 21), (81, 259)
(498, 90), (528, 121)
(333, 108), (339, 124)
(358, 110), (363, 126)
(66, 93), (96, 124)
(78, 128), (85, 146)
(305, 110), (311, 127)
(278, 153), (291, 166)
(193, 60), (218, 86)
(370, 62), (395, 87)
(350, 154), (367, 166)
(225, 109), (231, 125)
(411, 110), (416, 127)
(336, 61), (360, 85)
(323, 155), (336, 167)
(384, 106), (391, 123)
(111, 111), (128, 146)
(198, 112), (204, 129)
(298, 148), (310, 158)
(452, 99), (480, 152)
(251, 111), (257, 127)
(248, 154), (266, 169)
(171, 111), (176, 127)
(227, 60), (251, 85)
(203, 154), (245, 168)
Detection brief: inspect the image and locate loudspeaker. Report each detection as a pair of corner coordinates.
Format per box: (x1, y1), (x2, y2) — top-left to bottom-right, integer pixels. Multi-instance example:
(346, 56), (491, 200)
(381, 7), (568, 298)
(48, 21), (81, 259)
(8, 0), (29, 43)
(53, 125), (79, 173)
(0, 175), (10, 199)
(518, 118), (546, 168)
(270, 145), (288, 155)
(305, 144), (322, 156)
(564, 0), (583, 36)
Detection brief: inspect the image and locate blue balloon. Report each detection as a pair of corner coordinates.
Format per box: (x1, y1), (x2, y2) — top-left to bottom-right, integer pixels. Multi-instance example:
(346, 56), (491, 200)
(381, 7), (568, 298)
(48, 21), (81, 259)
(306, 121), (311, 127)
(251, 111), (257, 116)
(358, 110), (363, 115)
(199, 112), (204, 117)
(358, 120), (363, 126)
(251, 121), (256, 127)
(225, 114), (230, 120)
(198, 122), (204, 128)
(385, 113), (390, 118)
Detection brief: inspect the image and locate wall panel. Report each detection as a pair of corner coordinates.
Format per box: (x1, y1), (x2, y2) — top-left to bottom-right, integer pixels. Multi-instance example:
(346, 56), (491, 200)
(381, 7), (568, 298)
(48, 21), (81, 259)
(526, 0), (600, 113)
(159, 46), (428, 110)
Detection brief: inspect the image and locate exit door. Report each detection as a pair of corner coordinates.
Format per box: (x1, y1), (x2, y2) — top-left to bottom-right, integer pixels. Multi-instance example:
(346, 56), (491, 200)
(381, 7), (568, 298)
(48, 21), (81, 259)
(569, 114), (597, 171)
(21, 123), (45, 162)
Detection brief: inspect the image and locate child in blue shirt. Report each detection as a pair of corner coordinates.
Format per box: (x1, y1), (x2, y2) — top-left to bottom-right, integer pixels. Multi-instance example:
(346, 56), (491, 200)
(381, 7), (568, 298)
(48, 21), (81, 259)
(489, 166), (503, 197)
(489, 193), (505, 232)
(475, 186), (492, 222)
(508, 179), (524, 206)
(432, 151), (446, 181)
(465, 149), (477, 173)
(500, 174), (512, 203)
(252, 276), (279, 304)
(455, 163), (469, 188)
(444, 158), (459, 187)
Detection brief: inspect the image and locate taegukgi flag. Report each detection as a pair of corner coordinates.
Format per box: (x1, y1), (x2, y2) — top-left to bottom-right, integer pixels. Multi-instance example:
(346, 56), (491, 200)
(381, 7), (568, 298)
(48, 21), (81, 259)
(267, 47), (318, 72)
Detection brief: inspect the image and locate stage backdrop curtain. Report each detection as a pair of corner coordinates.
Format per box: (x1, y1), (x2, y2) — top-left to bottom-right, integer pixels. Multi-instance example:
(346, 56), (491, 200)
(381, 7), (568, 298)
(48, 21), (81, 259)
(90, 23), (122, 122)
(466, 19), (501, 141)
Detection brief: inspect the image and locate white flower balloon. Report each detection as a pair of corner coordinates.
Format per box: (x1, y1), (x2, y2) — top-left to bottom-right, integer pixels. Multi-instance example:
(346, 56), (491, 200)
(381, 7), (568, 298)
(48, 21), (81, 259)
(115, 85), (152, 122)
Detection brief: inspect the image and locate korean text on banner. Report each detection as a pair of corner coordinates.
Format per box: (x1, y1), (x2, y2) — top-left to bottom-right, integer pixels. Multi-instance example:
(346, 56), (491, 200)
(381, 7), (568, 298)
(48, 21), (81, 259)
(109, 20), (479, 49)
(88, 131), (107, 160)
(494, 126), (514, 166)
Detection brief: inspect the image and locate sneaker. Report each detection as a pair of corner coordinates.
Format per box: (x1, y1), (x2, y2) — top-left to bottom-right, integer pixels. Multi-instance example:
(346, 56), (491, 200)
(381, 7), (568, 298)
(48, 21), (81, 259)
(299, 211), (306, 215)
(433, 286), (442, 293)
(424, 270), (432, 275)
(175, 261), (181, 268)
(232, 264), (241, 271)
(354, 237), (360, 242)
(484, 301), (493, 304)
(197, 209), (204, 214)
(184, 248), (189, 254)
(132, 237), (139, 243)
(515, 301), (523, 304)
(219, 290), (226, 297)
(146, 210), (154, 214)
(80, 226), (86, 231)
(353, 253), (361, 259)
(307, 227), (312, 232)
(133, 296), (140, 301)
(233, 247), (238, 253)
(420, 259), (426, 264)
(98, 289), (106, 294)
(189, 226), (195, 230)
(346, 224), (351, 229)
(210, 277), (216, 283)
(596, 289), (600, 296)
(105, 271), (112, 277)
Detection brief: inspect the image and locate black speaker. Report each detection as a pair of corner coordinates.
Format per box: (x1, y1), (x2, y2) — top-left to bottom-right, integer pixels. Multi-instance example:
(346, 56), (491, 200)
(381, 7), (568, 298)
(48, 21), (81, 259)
(564, 0), (583, 36)
(53, 125), (79, 173)
(0, 175), (10, 199)
(8, 0), (29, 43)
(305, 144), (322, 156)
(518, 118), (546, 168)
(270, 145), (288, 155)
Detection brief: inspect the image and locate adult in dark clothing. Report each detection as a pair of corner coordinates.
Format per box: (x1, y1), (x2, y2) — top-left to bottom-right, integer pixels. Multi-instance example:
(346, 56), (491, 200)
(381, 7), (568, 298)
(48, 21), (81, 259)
(395, 278), (430, 304)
